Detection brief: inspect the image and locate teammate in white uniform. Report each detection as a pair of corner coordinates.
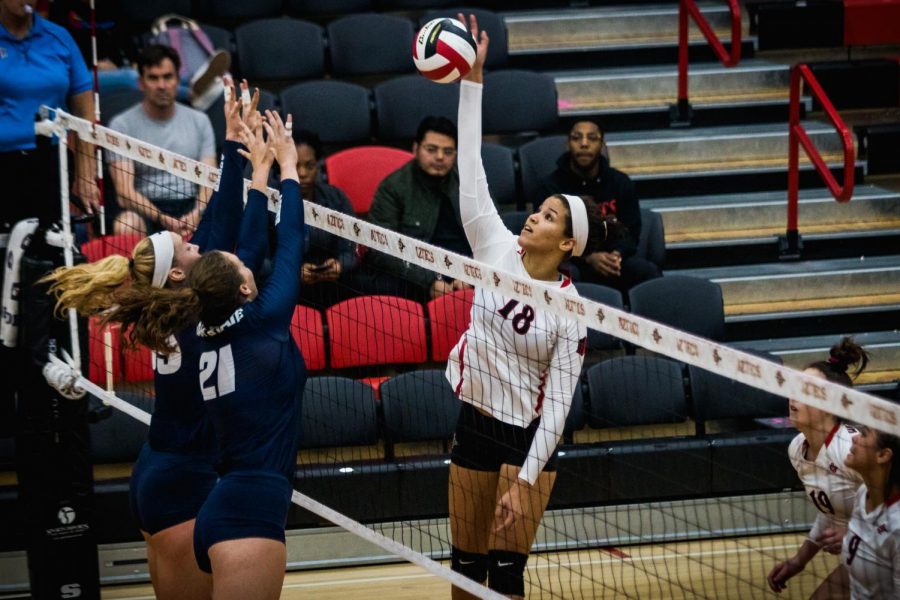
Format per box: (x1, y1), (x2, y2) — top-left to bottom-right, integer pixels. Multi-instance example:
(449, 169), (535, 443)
(445, 15), (618, 600)
(841, 424), (900, 599)
(768, 338), (869, 598)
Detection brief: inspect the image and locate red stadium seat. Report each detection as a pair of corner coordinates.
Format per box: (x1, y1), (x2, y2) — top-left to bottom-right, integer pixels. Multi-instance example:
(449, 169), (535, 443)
(326, 295), (427, 369)
(325, 146), (412, 215)
(80, 234), (143, 263)
(291, 305), (327, 371)
(123, 334), (154, 383)
(427, 288), (473, 361)
(88, 317), (121, 386)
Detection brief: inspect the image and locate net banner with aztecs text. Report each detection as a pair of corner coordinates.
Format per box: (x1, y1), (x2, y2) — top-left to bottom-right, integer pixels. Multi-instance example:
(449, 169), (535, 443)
(42, 107), (900, 437)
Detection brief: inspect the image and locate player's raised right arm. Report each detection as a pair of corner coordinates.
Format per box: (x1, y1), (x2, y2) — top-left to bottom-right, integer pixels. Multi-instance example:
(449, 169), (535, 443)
(457, 15), (511, 260)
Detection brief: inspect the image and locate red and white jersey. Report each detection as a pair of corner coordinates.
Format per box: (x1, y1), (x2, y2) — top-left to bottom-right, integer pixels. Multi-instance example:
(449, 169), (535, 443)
(841, 485), (900, 599)
(789, 423), (863, 542)
(447, 81), (586, 486)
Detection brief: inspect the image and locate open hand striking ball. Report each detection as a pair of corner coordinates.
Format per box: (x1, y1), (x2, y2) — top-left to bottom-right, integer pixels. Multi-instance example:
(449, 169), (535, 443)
(413, 18), (477, 84)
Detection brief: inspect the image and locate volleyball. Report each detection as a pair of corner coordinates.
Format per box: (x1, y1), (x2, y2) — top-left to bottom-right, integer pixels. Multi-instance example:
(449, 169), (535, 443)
(413, 18), (477, 84)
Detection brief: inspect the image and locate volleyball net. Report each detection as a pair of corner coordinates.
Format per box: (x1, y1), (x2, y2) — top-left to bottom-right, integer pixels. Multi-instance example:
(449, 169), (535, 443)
(42, 107), (900, 599)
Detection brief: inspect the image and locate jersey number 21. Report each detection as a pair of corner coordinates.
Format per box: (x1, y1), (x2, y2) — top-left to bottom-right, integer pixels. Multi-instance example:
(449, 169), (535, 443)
(199, 345), (236, 400)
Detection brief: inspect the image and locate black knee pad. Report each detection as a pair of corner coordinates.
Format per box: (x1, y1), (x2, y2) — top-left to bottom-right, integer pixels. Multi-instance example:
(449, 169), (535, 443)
(451, 546), (488, 583)
(488, 549), (527, 596)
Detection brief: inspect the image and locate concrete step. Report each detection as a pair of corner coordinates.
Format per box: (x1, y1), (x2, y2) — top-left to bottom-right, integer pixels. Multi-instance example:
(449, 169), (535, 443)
(505, 3), (750, 54)
(605, 120), (859, 179)
(733, 331), (900, 386)
(555, 59), (795, 116)
(643, 185), (900, 247)
(672, 255), (900, 320)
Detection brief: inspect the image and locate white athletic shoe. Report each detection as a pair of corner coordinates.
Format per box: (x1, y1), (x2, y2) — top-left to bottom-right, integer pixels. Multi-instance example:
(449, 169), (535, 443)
(191, 76), (225, 111)
(190, 49), (231, 102)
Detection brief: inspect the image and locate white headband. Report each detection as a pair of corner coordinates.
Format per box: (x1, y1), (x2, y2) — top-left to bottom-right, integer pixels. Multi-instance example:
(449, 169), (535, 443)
(562, 194), (589, 257)
(148, 231), (175, 289)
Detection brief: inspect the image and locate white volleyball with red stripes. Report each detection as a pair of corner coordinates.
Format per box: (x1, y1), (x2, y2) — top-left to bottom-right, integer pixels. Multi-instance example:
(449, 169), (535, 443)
(413, 18), (477, 84)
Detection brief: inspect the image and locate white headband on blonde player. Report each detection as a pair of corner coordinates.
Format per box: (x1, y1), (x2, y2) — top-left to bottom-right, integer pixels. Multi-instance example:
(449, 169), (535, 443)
(148, 231), (175, 289)
(562, 194), (589, 257)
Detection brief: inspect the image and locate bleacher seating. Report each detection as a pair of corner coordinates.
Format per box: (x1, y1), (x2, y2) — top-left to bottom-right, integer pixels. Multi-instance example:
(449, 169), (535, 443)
(481, 142), (517, 206)
(573, 283), (625, 353)
(426, 288), (473, 361)
(628, 275), (725, 341)
(517, 135), (567, 209)
(234, 18), (325, 84)
(373, 75), (458, 141)
(326, 295), (428, 368)
(482, 70), (558, 134)
(281, 80), (372, 144)
(325, 145), (413, 215)
(326, 14), (416, 77)
(291, 305), (327, 371)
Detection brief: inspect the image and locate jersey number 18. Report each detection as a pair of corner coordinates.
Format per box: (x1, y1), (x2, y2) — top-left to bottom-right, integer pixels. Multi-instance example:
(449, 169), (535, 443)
(498, 300), (535, 334)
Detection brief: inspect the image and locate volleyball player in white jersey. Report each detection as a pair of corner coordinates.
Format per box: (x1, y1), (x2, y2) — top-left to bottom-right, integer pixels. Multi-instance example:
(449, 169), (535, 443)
(445, 15), (618, 600)
(768, 337), (869, 598)
(841, 424), (900, 598)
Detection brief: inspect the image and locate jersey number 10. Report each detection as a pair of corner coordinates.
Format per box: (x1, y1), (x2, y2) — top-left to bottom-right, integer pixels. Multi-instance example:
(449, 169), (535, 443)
(199, 345), (236, 400)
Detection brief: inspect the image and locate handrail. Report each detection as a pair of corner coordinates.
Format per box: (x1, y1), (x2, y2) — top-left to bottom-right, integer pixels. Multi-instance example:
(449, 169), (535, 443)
(674, 0), (742, 123)
(783, 64), (855, 256)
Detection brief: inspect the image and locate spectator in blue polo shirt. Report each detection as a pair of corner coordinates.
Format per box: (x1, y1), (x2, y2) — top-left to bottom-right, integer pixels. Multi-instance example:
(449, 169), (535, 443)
(0, 0), (100, 233)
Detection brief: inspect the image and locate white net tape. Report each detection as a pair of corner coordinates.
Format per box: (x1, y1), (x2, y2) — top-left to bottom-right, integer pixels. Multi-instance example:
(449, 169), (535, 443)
(44, 107), (900, 438)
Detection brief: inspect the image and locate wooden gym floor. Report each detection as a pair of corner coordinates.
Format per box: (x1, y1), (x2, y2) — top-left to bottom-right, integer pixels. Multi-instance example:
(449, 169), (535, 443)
(101, 531), (835, 599)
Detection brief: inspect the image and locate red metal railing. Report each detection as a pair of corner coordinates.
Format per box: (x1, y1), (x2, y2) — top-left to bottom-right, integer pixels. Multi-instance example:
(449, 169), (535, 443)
(784, 64), (855, 253)
(675, 0), (742, 120)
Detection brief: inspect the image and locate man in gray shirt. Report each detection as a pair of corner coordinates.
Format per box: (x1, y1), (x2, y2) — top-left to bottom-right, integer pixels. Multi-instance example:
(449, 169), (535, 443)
(109, 45), (216, 237)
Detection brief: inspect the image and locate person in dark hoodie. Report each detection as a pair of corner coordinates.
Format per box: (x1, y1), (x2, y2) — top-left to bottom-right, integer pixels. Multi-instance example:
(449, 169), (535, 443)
(539, 119), (660, 294)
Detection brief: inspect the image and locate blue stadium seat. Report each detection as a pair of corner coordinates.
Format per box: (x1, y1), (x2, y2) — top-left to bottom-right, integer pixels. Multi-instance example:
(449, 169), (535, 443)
(327, 14), (416, 77)
(586, 356), (687, 429)
(629, 275), (725, 341)
(573, 283), (625, 352)
(300, 377), (378, 449)
(517, 135), (566, 210)
(380, 370), (460, 445)
(235, 18), (325, 83)
(285, 0), (373, 16)
(195, 0), (282, 25)
(482, 70), (558, 135)
(199, 23), (234, 56)
(638, 208), (666, 269)
(373, 75), (458, 142)
(688, 350), (785, 430)
(121, 0), (191, 26)
(500, 210), (527, 235)
(281, 80), (372, 144)
(482, 142), (517, 206)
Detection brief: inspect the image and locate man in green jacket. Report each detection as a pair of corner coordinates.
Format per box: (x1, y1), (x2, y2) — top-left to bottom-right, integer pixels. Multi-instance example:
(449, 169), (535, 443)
(365, 116), (472, 302)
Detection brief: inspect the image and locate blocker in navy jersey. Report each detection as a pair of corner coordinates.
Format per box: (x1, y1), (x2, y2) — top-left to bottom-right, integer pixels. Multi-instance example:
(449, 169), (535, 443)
(130, 140), (269, 534)
(193, 180), (306, 571)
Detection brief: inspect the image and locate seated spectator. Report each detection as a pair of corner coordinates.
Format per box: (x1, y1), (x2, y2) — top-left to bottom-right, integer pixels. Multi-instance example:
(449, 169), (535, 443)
(364, 116), (471, 302)
(108, 45), (217, 238)
(293, 129), (358, 308)
(540, 119), (661, 294)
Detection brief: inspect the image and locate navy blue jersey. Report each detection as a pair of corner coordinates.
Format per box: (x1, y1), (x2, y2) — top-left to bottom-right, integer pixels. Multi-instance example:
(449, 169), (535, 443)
(196, 181), (306, 480)
(148, 141), (269, 454)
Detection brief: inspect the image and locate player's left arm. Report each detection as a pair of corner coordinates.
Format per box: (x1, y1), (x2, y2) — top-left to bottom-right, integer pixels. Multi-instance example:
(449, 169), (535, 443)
(519, 318), (586, 486)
